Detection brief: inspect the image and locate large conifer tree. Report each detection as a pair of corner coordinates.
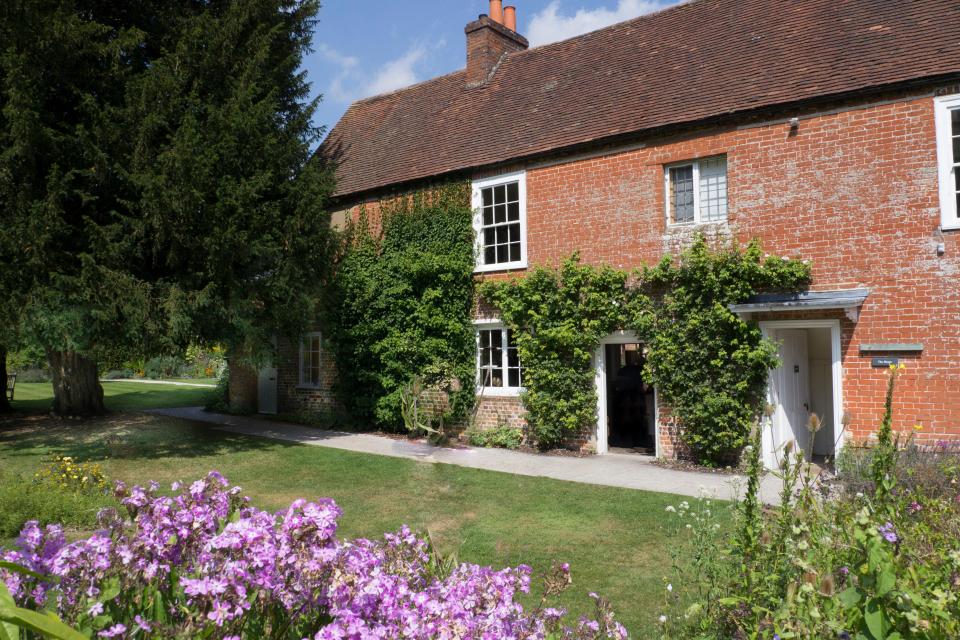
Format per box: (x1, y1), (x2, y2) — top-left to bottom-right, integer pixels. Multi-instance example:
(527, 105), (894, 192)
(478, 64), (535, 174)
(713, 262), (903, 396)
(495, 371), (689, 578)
(0, 0), (331, 415)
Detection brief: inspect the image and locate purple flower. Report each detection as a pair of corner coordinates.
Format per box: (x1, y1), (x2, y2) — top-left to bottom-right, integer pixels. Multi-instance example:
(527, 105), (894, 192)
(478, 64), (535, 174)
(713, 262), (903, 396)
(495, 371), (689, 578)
(878, 522), (898, 544)
(97, 624), (126, 638)
(908, 501), (922, 514)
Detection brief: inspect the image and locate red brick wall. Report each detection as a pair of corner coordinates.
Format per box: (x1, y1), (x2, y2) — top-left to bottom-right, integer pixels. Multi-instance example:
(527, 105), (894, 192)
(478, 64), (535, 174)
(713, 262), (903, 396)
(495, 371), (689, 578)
(275, 336), (342, 419)
(327, 88), (960, 454)
(522, 91), (959, 447)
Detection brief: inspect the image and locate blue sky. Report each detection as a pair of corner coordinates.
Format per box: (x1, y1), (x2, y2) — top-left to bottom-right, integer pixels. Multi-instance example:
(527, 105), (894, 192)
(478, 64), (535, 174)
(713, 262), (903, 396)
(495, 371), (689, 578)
(305, 0), (681, 136)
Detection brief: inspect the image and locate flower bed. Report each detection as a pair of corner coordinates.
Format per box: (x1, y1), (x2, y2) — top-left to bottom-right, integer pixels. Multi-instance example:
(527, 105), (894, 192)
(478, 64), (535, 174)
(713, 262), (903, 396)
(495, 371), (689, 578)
(1, 472), (628, 639)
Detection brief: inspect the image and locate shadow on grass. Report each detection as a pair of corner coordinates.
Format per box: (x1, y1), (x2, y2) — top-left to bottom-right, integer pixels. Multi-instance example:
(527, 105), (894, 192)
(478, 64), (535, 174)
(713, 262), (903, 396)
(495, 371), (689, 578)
(0, 412), (291, 465)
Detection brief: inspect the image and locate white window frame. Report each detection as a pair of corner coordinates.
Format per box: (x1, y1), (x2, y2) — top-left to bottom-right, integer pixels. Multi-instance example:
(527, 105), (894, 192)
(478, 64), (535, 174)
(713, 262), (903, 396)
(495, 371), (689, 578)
(664, 155), (728, 226)
(298, 332), (322, 389)
(935, 94), (960, 230)
(474, 320), (523, 397)
(472, 171), (528, 273)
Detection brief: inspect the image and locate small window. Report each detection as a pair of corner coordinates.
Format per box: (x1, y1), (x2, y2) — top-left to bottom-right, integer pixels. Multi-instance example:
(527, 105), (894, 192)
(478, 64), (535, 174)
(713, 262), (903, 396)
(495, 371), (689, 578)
(665, 155), (728, 225)
(935, 95), (960, 229)
(476, 325), (523, 395)
(299, 332), (322, 388)
(473, 172), (527, 272)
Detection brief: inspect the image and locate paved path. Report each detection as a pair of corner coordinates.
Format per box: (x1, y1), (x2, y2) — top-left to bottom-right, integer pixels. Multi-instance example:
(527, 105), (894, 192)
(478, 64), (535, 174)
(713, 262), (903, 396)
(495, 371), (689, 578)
(148, 407), (783, 503)
(103, 379), (217, 388)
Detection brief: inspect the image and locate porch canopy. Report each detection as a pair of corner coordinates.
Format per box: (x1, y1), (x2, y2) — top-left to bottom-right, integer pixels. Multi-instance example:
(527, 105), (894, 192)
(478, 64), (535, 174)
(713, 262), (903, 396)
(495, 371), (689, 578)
(729, 288), (869, 322)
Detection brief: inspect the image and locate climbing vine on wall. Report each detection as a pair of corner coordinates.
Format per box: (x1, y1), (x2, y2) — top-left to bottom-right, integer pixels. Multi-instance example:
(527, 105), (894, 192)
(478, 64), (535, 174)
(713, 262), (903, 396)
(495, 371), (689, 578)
(482, 236), (811, 463)
(326, 183), (476, 431)
(633, 236), (811, 464)
(479, 256), (633, 448)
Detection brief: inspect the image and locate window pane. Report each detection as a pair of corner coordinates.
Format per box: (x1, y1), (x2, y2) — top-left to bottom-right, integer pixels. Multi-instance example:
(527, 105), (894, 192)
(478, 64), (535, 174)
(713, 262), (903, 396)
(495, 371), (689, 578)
(482, 187), (494, 208)
(507, 181), (519, 202)
(509, 242), (521, 262)
(484, 246), (496, 264)
(508, 222), (521, 243)
(483, 228), (496, 248)
(496, 244), (509, 263)
(493, 204), (505, 223)
(496, 225), (508, 243)
(507, 202), (520, 221)
(483, 208), (493, 226)
(953, 108), (960, 137)
(699, 156), (728, 222)
(670, 165), (695, 223)
(953, 136), (960, 163)
(508, 368), (520, 387)
(494, 185), (506, 205)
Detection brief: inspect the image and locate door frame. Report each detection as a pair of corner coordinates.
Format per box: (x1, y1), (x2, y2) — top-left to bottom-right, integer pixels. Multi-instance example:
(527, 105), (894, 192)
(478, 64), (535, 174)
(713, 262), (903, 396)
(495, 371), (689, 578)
(594, 331), (658, 456)
(759, 319), (844, 466)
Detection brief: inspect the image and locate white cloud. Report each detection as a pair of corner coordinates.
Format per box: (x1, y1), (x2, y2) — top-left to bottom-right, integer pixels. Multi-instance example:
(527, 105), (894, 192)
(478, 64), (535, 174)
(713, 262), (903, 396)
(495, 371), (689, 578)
(362, 45), (427, 97)
(317, 42), (431, 105)
(527, 0), (675, 47)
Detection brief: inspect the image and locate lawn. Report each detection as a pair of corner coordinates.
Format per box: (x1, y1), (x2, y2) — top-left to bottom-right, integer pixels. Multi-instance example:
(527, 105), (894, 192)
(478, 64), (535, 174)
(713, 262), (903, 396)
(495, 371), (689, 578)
(0, 403), (723, 635)
(10, 381), (215, 413)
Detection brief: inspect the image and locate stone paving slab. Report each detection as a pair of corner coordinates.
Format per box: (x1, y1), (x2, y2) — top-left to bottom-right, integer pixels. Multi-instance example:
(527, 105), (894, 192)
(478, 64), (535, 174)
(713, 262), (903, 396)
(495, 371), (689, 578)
(148, 407), (783, 504)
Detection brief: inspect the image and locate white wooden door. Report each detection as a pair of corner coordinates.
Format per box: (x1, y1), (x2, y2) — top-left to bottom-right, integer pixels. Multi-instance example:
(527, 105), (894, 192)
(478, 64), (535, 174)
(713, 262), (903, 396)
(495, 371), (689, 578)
(767, 329), (811, 466)
(258, 366), (278, 415)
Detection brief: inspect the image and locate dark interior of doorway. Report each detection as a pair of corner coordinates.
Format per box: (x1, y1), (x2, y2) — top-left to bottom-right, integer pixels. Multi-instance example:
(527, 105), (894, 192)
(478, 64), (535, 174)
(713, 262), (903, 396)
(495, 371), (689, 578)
(605, 343), (656, 454)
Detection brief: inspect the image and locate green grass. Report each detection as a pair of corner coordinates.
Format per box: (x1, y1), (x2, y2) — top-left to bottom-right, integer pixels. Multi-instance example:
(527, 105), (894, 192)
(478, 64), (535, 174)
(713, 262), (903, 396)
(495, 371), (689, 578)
(0, 412), (725, 635)
(10, 381), (214, 413)
(135, 377), (218, 386)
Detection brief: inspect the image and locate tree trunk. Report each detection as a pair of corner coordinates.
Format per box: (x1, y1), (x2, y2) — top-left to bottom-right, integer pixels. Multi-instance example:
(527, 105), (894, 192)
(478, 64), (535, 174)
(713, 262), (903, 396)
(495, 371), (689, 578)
(48, 350), (106, 416)
(0, 347), (11, 413)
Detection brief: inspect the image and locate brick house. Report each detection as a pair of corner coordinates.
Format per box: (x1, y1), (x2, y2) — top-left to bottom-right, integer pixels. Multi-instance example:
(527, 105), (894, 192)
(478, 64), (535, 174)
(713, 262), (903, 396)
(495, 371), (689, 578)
(263, 0), (960, 467)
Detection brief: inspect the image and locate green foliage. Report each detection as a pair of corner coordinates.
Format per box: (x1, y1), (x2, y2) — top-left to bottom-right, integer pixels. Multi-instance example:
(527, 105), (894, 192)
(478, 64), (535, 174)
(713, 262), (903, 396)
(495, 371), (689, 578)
(327, 184), (476, 431)
(659, 370), (960, 639)
(0, 576), (88, 640)
(0, 471), (112, 540)
(144, 355), (187, 380)
(0, 0), (332, 412)
(480, 256), (631, 448)
(634, 236), (811, 464)
(467, 425), (525, 450)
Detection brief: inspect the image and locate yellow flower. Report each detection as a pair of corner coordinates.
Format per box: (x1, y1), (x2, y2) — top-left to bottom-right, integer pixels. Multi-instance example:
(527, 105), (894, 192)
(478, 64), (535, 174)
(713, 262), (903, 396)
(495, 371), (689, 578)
(898, 363), (906, 370)
(913, 424), (923, 432)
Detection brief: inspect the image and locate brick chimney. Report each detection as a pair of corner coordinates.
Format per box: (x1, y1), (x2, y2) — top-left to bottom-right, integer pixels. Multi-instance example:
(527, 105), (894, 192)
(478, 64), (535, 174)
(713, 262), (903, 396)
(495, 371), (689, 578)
(465, 1), (528, 87)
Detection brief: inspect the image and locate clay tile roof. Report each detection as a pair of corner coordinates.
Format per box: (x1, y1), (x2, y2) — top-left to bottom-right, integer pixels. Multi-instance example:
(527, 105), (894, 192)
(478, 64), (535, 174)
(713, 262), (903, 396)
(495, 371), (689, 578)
(322, 0), (960, 199)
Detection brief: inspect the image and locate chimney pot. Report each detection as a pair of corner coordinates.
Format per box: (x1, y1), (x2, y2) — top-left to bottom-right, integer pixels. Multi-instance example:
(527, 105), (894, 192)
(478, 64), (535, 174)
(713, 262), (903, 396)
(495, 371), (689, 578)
(504, 6), (517, 32)
(489, 0), (503, 24)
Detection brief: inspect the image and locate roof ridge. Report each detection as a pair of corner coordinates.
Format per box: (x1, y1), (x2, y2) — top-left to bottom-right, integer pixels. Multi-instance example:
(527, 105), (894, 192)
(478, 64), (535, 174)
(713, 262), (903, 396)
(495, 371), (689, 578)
(342, 0), (701, 109)
(348, 67), (466, 108)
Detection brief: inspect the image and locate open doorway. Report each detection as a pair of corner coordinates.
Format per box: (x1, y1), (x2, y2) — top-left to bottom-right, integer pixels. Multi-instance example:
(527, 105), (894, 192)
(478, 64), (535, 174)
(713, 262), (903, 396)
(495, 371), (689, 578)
(600, 342), (656, 454)
(762, 320), (843, 468)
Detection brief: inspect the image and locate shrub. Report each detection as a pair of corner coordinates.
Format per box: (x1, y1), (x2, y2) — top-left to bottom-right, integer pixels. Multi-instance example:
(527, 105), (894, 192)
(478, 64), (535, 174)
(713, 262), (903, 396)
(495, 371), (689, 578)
(1, 472), (628, 639)
(143, 355), (187, 379)
(468, 425), (525, 450)
(13, 367), (50, 383)
(102, 369), (133, 380)
(34, 455), (108, 494)
(657, 367), (960, 639)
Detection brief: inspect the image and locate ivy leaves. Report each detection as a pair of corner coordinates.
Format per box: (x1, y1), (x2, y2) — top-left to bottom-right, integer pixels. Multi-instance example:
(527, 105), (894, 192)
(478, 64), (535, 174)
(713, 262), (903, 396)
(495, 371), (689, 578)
(637, 236), (811, 464)
(481, 255), (631, 448)
(483, 236), (811, 462)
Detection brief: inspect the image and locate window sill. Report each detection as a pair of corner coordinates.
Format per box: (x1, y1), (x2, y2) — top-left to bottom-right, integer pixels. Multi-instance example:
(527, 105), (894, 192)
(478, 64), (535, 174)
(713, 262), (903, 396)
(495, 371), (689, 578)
(474, 259), (528, 274)
(478, 387), (524, 398)
(941, 223), (960, 232)
(666, 220), (728, 229)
